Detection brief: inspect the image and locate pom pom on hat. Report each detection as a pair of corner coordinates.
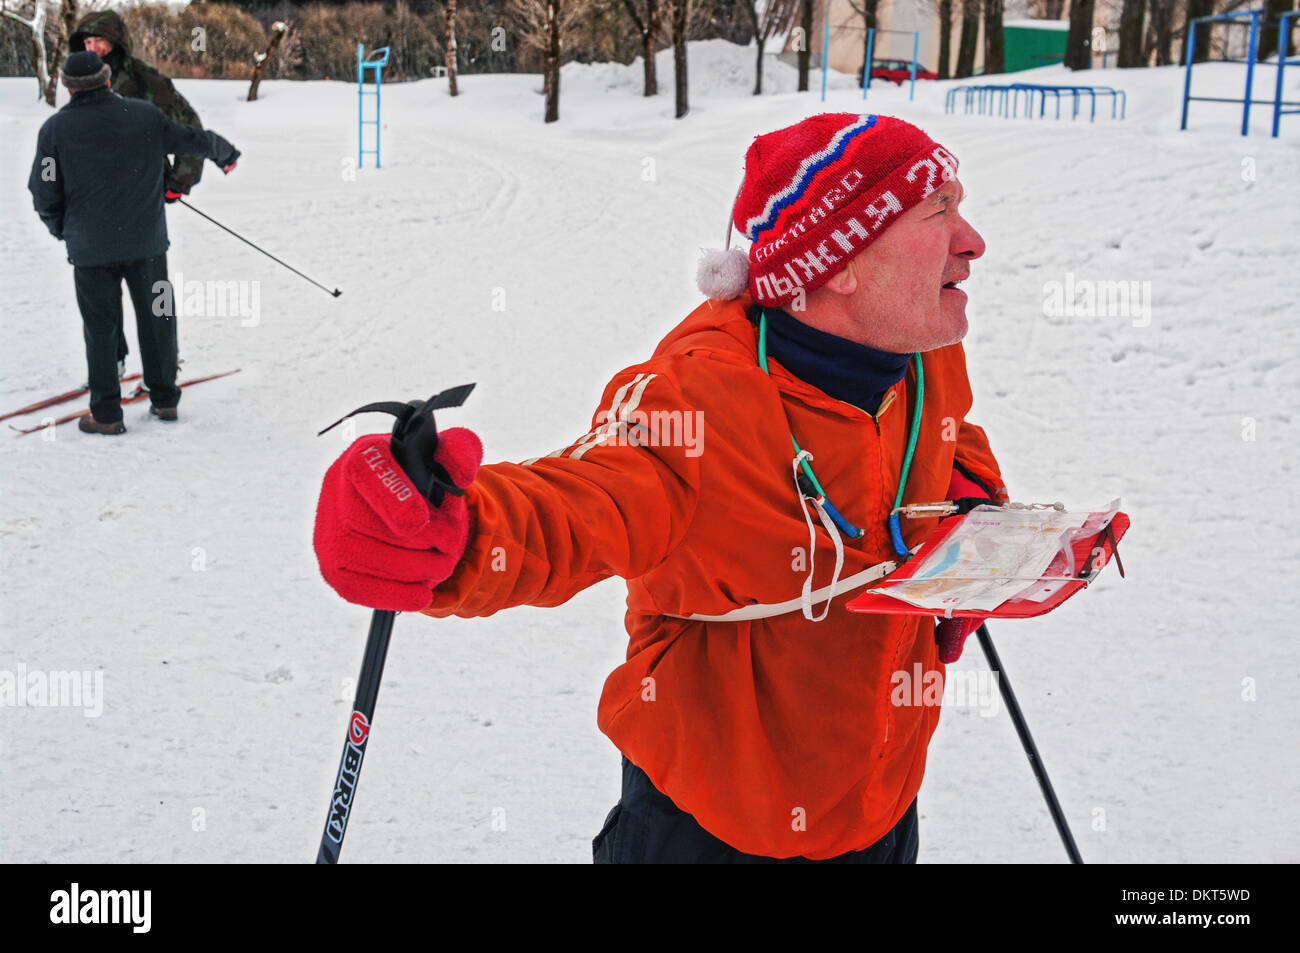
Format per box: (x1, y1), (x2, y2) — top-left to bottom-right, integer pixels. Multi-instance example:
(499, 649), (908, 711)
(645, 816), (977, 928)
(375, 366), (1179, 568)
(696, 247), (751, 301)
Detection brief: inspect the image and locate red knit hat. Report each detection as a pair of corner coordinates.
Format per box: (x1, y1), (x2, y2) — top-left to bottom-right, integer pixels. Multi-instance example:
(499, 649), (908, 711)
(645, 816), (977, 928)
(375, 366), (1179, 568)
(697, 114), (959, 308)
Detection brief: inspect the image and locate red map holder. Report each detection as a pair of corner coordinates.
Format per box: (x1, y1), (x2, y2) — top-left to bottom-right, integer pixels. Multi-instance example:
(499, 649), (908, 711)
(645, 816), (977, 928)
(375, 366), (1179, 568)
(846, 511), (1130, 620)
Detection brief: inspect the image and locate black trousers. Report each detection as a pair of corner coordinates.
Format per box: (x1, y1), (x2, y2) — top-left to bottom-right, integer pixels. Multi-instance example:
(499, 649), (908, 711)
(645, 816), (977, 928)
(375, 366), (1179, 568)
(73, 254), (180, 422)
(593, 756), (919, 864)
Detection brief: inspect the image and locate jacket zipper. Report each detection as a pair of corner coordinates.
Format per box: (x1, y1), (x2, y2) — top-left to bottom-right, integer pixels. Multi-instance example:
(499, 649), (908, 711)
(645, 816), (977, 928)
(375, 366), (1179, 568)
(871, 382), (904, 749)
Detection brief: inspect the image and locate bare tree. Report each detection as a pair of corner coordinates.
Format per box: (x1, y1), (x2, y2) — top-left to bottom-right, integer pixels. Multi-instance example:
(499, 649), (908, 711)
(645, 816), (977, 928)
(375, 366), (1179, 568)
(797, 0), (812, 90)
(745, 0), (796, 95)
(1146, 0), (1176, 66)
(511, 0), (584, 121)
(955, 0), (979, 78)
(1064, 0), (1094, 69)
(847, 0), (880, 87)
(938, 0), (953, 79)
(983, 0), (1005, 74)
(1259, 0), (1297, 61)
(0, 1), (49, 104)
(1181, 0), (1214, 64)
(248, 21), (287, 102)
(446, 0), (459, 96)
(2, 0), (75, 106)
(619, 0), (660, 96)
(51, 0), (75, 99)
(1117, 0), (1146, 66)
(668, 0), (690, 118)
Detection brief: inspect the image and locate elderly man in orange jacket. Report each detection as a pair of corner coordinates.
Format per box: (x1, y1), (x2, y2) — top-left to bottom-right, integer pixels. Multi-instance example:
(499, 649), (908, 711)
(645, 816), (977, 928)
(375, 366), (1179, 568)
(314, 113), (1008, 863)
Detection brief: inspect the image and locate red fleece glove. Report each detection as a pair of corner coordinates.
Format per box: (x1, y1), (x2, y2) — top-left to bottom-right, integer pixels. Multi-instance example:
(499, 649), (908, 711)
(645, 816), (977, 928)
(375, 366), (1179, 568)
(946, 468), (995, 512)
(314, 428), (482, 612)
(935, 617), (981, 664)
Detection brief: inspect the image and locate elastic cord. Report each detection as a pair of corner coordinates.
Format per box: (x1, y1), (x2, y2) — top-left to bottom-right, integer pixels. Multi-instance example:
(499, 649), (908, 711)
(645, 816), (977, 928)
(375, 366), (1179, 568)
(758, 311), (864, 538)
(792, 451), (846, 622)
(888, 353), (925, 558)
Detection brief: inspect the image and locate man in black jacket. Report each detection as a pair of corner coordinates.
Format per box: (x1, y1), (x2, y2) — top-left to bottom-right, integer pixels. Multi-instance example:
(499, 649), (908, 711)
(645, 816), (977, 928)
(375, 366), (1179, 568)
(27, 51), (241, 435)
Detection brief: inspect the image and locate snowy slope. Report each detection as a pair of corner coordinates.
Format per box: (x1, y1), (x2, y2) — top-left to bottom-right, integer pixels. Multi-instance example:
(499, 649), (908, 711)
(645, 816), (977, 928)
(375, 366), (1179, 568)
(1, 45), (1297, 863)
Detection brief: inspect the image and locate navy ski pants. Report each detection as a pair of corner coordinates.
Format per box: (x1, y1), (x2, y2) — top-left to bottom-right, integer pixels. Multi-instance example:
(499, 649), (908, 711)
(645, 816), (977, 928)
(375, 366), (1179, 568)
(593, 756), (919, 864)
(74, 254), (180, 422)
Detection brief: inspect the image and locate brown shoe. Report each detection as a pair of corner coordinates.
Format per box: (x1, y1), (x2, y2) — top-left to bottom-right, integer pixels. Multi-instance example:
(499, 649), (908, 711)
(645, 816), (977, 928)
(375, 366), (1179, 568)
(150, 405), (178, 422)
(78, 415), (126, 435)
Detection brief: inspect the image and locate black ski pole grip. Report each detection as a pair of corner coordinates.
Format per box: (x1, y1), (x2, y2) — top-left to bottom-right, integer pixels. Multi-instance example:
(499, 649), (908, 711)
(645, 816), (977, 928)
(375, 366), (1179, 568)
(389, 399), (451, 508)
(318, 383), (477, 507)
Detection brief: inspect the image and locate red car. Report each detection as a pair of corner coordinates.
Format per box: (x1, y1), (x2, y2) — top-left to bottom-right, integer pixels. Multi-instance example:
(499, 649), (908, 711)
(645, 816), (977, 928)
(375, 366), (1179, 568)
(858, 59), (939, 86)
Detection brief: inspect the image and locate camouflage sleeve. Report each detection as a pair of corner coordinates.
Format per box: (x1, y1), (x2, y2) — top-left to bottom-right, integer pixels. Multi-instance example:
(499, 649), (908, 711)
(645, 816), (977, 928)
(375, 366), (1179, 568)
(133, 59), (205, 194)
(162, 85), (205, 194)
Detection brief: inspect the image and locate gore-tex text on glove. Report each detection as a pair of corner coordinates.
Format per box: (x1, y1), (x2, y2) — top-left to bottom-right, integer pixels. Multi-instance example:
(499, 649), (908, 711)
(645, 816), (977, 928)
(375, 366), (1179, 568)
(313, 428), (482, 612)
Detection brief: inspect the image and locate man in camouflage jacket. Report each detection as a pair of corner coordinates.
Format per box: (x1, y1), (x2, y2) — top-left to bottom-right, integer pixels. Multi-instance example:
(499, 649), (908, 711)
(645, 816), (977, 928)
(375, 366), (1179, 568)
(71, 9), (205, 200)
(69, 9), (207, 377)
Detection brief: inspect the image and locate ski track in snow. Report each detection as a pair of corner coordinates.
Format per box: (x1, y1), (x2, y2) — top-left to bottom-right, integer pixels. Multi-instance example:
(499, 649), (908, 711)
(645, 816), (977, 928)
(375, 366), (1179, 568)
(1, 44), (1297, 863)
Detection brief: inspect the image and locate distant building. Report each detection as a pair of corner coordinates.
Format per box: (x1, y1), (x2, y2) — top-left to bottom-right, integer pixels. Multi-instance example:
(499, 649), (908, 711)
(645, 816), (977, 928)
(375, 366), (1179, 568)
(778, 0), (1079, 79)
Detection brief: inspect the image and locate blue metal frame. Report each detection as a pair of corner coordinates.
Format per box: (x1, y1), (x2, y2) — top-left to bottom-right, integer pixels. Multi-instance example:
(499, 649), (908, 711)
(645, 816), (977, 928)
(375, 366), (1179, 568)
(818, 17), (920, 103)
(1274, 11), (1300, 137)
(358, 44), (390, 168)
(944, 83), (1126, 122)
(860, 28), (921, 102)
(1180, 10), (1300, 138)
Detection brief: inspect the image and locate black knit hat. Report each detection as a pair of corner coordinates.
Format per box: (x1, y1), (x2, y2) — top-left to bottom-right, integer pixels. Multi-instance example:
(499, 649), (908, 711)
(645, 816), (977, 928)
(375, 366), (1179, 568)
(62, 51), (110, 93)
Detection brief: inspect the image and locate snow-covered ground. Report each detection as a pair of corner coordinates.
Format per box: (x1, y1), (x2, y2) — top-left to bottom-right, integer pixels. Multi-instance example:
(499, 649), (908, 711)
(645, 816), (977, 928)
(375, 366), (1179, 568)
(1, 42), (1297, 863)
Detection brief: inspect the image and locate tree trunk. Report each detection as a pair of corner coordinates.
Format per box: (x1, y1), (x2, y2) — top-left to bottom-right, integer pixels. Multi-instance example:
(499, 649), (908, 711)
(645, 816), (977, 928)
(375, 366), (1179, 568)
(644, 0), (658, 95)
(938, 0), (953, 79)
(672, 0), (688, 118)
(955, 0), (980, 79)
(446, 0), (459, 96)
(544, 0), (560, 122)
(2, 5), (53, 104)
(983, 0), (1005, 75)
(1258, 0), (1296, 61)
(798, 0), (811, 91)
(247, 22), (286, 102)
(1148, 0), (1175, 66)
(1117, 0), (1146, 67)
(1044, 0), (1064, 18)
(1180, 0), (1214, 65)
(48, 0), (79, 105)
(1064, 0), (1095, 70)
(619, 0), (660, 96)
(859, 0), (879, 87)
(754, 36), (765, 94)
(33, 32), (51, 104)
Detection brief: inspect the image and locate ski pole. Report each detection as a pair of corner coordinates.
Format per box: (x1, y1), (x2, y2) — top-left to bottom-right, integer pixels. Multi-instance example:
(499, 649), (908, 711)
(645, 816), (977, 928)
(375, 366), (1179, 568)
(975, 622), (1084, 864)
(314, 383), (476, 864)
(177, 198), (342, 298)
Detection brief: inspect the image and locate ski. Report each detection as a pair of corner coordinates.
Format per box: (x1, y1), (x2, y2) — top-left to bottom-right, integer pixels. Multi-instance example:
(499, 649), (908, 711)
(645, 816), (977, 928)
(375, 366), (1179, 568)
(0, 374), (144, 424)
(10, 369), (241, 435)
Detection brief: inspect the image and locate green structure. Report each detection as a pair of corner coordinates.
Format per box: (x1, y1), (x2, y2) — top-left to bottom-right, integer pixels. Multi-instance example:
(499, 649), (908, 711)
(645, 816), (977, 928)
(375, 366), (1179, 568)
(1002, 19), (1069, 73)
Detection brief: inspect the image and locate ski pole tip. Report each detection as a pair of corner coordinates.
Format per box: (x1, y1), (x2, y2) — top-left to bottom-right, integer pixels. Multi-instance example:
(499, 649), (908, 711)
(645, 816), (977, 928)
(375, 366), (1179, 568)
(332, 289), (343, 297)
